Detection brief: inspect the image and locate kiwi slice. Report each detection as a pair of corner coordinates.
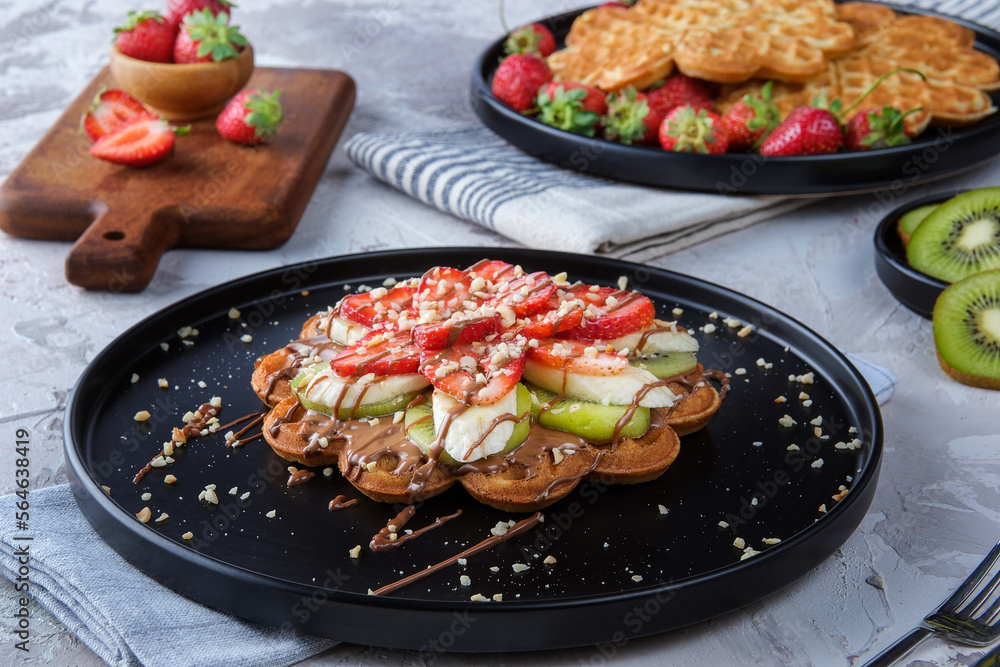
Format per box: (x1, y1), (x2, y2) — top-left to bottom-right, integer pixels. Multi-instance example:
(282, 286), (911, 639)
(528, 384), (650, 443)
(907, 188), (1000, 283)
(897, 203), (938, 247)
(404, 384), (532, 465)
(629, 351), (698, 379)
(290, 369), (420, 419)
(932, 269), (1000, 390)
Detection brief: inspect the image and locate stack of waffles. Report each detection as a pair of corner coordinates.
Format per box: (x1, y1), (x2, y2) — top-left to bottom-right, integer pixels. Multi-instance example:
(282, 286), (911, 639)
(547, 0), (1000, 135)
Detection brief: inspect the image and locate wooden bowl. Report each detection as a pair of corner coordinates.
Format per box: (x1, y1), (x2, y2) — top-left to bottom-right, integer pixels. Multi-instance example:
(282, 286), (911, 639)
(108, 44), (254, 121)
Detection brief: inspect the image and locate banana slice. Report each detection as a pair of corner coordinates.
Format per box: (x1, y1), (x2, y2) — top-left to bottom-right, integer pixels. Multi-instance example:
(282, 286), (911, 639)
(523, 359), (676, 408)
(604, 320), (699, 355)
(432, 388), (518, 463)
(320, 313), (370, 346)
(297, 366), (428, 414)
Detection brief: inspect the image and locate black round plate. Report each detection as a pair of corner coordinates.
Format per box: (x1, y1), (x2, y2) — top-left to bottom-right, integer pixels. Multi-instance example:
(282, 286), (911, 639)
(873, 190), (958, 319)
(65, 248), (882, 651)
(471, 3), (1000, 195)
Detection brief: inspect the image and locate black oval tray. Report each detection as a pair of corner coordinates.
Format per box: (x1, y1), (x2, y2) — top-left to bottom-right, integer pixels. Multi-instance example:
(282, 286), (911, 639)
(65, 248), (882, 651)
(471, 3), (1000, 195)
(873, 190), (958, 319)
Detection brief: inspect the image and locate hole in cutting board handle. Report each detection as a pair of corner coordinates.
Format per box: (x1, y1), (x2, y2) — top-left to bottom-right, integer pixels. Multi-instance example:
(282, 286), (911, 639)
(103, 231), (125, 241)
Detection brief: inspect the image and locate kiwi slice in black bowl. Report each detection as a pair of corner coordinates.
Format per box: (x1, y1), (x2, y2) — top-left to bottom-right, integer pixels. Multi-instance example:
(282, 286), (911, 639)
(933, 269), (1000, 390)
(897, 203), (938, 247)
(907, 188), (1000, 283)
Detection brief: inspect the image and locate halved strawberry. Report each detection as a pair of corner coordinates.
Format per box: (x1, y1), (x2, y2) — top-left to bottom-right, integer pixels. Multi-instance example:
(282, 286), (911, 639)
(494, 271), (556, 317)
(80, 88), (148, 141)
(338, 284), (416, 329)
(412, 313), (501, 350)
(89, 113), (185, 167)
(466, 259), (516, 282)
(332, 330), (421, 377)
(420, 341), (526, 405)
(515, 293), (584, 338)
(559, 284), (655, 340)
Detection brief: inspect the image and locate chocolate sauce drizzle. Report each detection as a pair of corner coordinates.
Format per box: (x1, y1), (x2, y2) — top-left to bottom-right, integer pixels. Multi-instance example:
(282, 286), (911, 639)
(369, 512), (542, 596)
(328, 495), (359, 511)
(369, 505), (463, 552)
(133, 401), (224, 484)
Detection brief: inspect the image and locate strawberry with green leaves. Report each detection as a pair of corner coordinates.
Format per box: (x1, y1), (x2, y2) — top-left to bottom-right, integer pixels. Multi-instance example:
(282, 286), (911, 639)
(603, 86), (664, 146)
(658, 105), (729, 154)
(721, 81), (781, 152)
(216, 89), (284, 145)
(89, 113), (188, 167)
(844, 106), (919, 151)
(173, 8), (247, 63)
(536, 82), (606, 137)
(80, 88), (148, 141)
(114, 11), (177, 63)
(504, 23), (556, 58)
(165, 0), (235, 27)
(492, 54), (553, 113)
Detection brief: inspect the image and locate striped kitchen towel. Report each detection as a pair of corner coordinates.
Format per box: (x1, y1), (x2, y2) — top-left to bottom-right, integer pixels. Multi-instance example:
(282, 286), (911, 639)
(344, 0), (999, 262)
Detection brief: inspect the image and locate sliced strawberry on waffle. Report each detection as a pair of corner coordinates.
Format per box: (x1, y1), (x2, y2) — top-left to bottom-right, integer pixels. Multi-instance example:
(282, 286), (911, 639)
(332, 329), (421, 377)
(515, 293), (585, 338)
(338, 284), (416, 329)
(420, 340), (527, 405)
(559, 284), (655, 340)
(413, 312), (501, 350)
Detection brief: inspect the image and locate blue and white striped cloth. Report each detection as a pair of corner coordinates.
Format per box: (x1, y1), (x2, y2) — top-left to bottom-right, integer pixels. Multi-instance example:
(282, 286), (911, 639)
(345, 0), (1000, 261)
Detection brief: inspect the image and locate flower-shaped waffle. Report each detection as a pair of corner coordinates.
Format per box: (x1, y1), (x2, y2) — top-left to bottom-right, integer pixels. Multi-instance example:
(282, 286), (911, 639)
(254, 260), (728, 512)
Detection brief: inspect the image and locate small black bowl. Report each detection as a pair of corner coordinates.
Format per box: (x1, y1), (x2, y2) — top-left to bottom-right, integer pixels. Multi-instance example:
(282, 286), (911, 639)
(873, 191), (959, 319)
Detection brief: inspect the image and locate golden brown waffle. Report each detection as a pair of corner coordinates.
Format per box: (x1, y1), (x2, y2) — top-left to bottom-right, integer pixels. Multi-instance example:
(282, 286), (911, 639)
(547, 0), (858, 89)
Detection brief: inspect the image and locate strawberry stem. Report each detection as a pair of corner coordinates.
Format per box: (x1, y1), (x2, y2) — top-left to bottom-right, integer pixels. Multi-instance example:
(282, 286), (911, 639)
(839, 67), (926, 119)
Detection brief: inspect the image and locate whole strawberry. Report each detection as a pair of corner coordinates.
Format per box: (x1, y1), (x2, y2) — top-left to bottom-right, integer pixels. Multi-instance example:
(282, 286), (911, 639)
(844, 106), (916, 151)
(721, 81), (781, 152)
(536, 83), (606, 137)
(216, 89), (283, 145)
(758, 105), (843, 156)
(114, 11), (176, 63)
(492, 54), (553, 113)
(603, 86), (664, 145)
(504, 23), (556, 58)
(165, 0), (235, 27)
(646, 73), (712, 118)
(174, 8), (247, 63)
(658, 105), (729, 154)
(80, 88), (148, 141)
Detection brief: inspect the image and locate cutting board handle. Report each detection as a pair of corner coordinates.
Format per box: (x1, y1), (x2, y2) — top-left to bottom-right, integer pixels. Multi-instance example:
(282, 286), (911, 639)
(65, 203), (179, 292)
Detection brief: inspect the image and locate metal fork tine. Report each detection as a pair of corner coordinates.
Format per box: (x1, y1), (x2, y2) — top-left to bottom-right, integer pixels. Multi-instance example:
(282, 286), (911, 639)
(959, 566), (1000, 620)
(943, 542), (1000, 611)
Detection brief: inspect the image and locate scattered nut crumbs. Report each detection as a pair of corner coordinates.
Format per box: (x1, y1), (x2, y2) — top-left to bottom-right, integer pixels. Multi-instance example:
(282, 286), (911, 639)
(470, 594), (490, 602)
(266, 510), (276, 518)
(136, 507), (152, 523)
(157, 378), (169, 388)
(778, 415), (797, 427)
(228, 307), (241, 319)
(165, 475), (177, 484)
(723, 317), (741, 328)
(617, 275), (628, 290)
(197, 380), (207, 388)
(544, 555), (557, 565)
(832, 488), (849, 501)
(349, 545), (361, 559)
(631, 575), (643, 582)
(131, 373), (139, 383)
(489, 566), (499, 573)
(229, 487), (238, 496)
(101, 486), (111, 494)
(733, 537), (745, 549)
(818, 504), (827, 513)
(752, 441), (762, 447)
(182, 531), (194, 540)
(240, 334), (253, 343)
(708, 311), (718, 319)
(789, 371), (815, 384)
(458, 558), (467, 566)
(702, 323), (717, 334)
(737, 324), (754, 338)
(762, 538), (781, 545)
(512, 563), (529, 573)
(491, 521), (510, 537)
(734, 368), (746, 376)
(240, 492), (250, 500)
(811, 459), (824, 469)
(493, 594), (503, 602)
(672, 307), (683, 316)
(740, 548), (761, 561)
(775, 395), (787, 403)
(849, 426), (858, 434)
(810, 416), (823, 426)
(718, 521), (729, 529)
(658, 504), (668, 515)
(323, 467), (334, 477)
(460, 575), (471, 586)
(160, 343), (169, 351)
(141, 492), (152, 501)
(155, 512), (169, 523)
(134, 410), (151, 422)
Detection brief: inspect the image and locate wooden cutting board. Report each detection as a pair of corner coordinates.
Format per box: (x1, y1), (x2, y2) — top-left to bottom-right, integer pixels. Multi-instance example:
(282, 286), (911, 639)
(0, 66), (355, 292)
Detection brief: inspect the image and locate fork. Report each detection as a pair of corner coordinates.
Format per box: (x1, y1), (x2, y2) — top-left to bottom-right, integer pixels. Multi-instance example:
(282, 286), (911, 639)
(865, 540), (1000, 667)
